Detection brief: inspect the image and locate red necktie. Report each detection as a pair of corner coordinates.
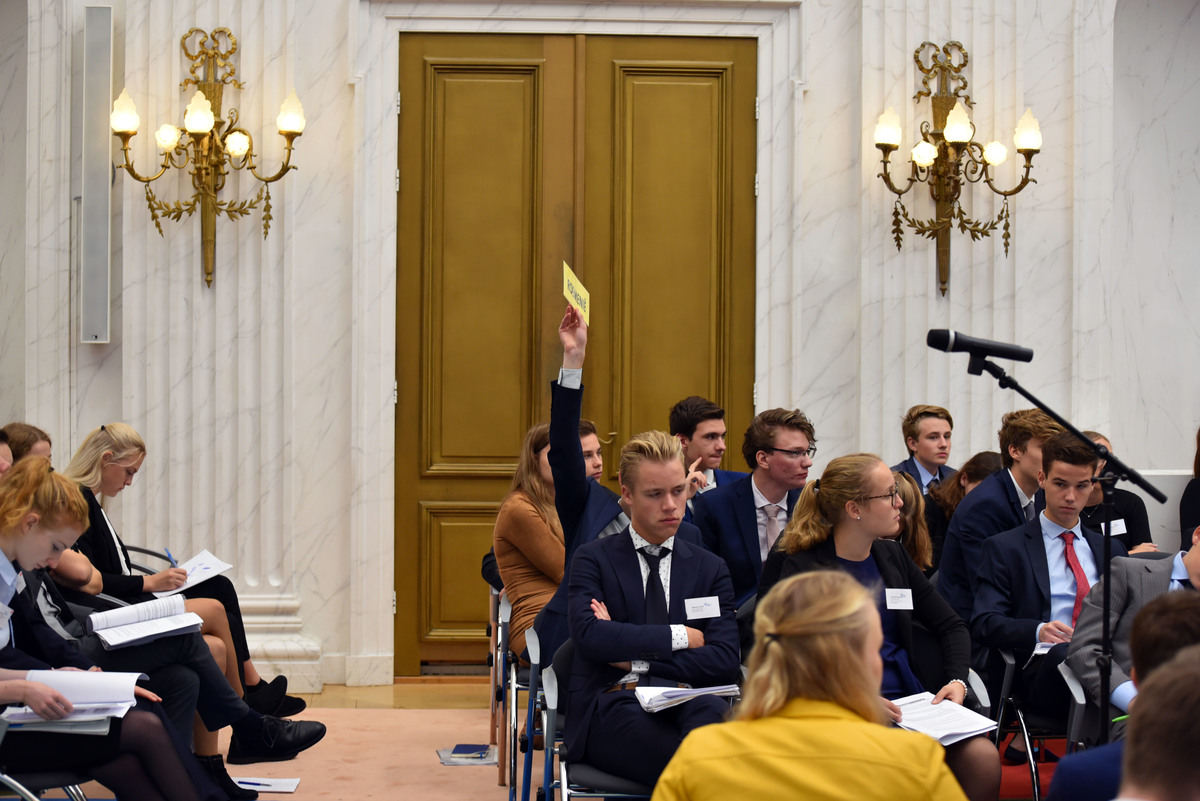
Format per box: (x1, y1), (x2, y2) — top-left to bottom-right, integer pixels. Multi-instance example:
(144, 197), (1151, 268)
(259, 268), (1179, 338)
(1060, 531), (1091, 626)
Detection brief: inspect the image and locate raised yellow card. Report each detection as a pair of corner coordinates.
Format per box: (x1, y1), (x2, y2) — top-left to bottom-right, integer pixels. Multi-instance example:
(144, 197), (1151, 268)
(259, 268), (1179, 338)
(562, 261), (590, 326)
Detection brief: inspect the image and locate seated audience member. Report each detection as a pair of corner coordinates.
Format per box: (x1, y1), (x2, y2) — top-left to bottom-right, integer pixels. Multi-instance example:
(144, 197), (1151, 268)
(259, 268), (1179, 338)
(692, 408), (816, 606)
(493, 422), (564, 661)
(892, 405), (956, 494)
(1112, 644), (1200, 801)
(1, 421), (53, 463)
(566, 430), (740, 788)
(759, 454), (998, 801)
(1066, 525), (1200, 728)
(538, 306), (704, 662)
(0, 430), (11, 476)
(925, 452), (1003, 576)
(1178, 425), (1200, 552)
(652, 572), (969, 801)
(1048, 592), (1200, 801)
(667, 395), (747, 521)
(54, 423), (304, 717)
(1078, 431), (1156, 554)
(940, 409), (1063, 625)
(972, 431), (1126, 760)
(0, 455), (244, 801)
(893, 472), (934, 573)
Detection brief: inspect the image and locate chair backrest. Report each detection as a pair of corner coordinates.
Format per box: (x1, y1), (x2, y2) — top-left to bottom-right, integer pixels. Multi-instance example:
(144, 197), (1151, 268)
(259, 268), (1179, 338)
(526, 627), (541, 667)
(551, 639), (575, 712)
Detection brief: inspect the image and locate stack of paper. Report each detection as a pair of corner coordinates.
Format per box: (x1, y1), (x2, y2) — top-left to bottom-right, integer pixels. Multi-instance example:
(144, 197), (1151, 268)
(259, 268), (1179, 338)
(436, 744), (498, 766)
(634, 684), (740, 713)
(86, 595), (203, 649)
(1, 670), (146, 734)
(892, 692), (998, 746)
(153, 549), (234, 598)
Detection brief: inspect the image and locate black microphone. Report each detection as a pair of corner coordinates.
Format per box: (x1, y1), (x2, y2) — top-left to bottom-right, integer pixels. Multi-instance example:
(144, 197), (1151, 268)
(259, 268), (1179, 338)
(926, 329), (1034, 363)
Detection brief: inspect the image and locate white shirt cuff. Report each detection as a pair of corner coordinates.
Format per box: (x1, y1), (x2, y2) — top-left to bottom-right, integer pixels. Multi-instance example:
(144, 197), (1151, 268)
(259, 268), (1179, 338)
(632, 660), (649, 674)
(671, 624), (689, 651)
(1111, 680), (1138, 712)
(558, 368), (582, 389)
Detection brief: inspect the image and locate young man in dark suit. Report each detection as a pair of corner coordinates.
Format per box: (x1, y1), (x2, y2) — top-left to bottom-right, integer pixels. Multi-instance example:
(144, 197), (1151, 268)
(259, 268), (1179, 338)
(566, 430), (740, 787)
(667, 396), (747, 522)
(691, 408), (815, 606)
(939, 408), (1062, 623)
(972, 431), (1126, 752)
(891, 404), (956, 494)
(536, 307), (706, 663)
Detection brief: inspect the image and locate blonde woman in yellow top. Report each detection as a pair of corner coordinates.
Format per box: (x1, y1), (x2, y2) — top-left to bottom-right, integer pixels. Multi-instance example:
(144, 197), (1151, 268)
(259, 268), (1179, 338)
(653, 571), (968, 801)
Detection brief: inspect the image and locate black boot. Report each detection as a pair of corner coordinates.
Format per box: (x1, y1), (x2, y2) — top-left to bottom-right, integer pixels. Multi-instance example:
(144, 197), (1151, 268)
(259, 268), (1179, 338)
(196, 753), (258, 800)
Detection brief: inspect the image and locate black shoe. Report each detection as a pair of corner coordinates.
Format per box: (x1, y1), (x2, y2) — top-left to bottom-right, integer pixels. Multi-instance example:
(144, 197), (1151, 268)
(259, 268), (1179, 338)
(274, 693), (307, 717)
(243, 676), (288, 715)
(226, 716), (327, 764)
(196, 753), (258, 800)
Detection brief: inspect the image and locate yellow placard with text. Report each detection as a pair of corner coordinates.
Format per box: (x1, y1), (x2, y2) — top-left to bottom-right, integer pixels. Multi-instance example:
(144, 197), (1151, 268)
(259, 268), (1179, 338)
(562, 261), (590, 326)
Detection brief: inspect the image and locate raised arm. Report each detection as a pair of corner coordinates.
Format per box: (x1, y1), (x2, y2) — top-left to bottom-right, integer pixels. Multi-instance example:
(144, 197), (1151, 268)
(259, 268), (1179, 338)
(549, 306), (591, 556)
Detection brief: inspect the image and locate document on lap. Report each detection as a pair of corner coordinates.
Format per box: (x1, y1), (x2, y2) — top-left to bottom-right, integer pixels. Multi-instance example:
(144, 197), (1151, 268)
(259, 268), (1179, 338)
(152, 548), (233, 597)
(1, 669), (147, 731)
(892, 692), (998, 746)
(634, 684), (740, 712)
(86, 594), (203, 649)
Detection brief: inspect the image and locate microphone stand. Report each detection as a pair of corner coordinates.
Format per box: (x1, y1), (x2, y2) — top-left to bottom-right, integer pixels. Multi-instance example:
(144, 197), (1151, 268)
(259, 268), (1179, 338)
(965, 353), (1166, 746)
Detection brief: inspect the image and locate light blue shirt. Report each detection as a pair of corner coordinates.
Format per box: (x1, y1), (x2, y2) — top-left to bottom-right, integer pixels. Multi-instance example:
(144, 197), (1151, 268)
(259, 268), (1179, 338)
(1036, 512), (1098, 642)
(0, 557), (18, 607)
(913, 459), (938, 493)
(1170, 550), (1192, 591)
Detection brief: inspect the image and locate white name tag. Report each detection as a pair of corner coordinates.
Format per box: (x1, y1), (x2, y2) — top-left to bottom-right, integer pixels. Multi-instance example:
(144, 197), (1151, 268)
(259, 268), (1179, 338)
(684, 595), (720, 620)
(885, 588), (914, 611)
(0, 605), (11, 649)
(1106, 518), (1128, 536)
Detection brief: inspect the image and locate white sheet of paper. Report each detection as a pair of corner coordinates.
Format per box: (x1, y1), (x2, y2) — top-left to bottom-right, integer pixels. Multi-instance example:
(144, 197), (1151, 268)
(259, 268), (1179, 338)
(885, 588), (914, 610)
(1106, 518), (1128, 536)
(232, 778), (300, 793)
(684, 595), (719, 619)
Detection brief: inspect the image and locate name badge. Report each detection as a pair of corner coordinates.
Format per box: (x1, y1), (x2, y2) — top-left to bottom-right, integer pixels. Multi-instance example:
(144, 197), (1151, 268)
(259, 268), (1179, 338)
(1106, 518), (1128, 536)
(885, 588), (914, 611)
(685, 596), (720, 620)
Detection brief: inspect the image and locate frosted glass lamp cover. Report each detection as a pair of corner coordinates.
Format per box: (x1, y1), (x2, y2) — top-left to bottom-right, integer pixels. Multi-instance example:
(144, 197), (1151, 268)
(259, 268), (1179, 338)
(276, 91), (306, 134)
(943, 101), (973, 144)
(110, 89), (140, 133)
(184, 91), (215, 134)
(874, 107), (902, 147)
(1014, 108), (1042, 151)
(911, 140), (938, 167)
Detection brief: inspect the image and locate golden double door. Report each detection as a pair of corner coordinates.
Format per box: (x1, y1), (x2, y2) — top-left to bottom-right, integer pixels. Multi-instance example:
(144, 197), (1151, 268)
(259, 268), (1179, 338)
(394, 32), (758, 673)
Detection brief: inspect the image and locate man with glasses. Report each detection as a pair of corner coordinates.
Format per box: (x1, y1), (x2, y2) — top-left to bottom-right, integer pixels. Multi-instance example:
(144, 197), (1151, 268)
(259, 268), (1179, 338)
(692, 408), (817, 606)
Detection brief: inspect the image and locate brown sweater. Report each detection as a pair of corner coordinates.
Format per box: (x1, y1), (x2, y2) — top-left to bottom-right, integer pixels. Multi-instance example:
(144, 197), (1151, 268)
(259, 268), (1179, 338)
(493, 491), (564, 659)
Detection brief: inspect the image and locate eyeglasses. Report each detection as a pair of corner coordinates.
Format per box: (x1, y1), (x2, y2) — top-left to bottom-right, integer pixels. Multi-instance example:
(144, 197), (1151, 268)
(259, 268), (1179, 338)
(863, 484), (900, 504)
(768, 445), (817, 460)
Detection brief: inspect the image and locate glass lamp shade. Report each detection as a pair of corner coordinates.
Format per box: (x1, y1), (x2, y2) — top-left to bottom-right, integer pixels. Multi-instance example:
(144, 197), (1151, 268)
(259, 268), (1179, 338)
(110, 89), (140, 133)
(874, 107), (902, 147)
(154, 124), (182, 151)
(276, 91), (306, 134)
(184, 91), (215, 134)
(911, 140), (939, 168)
(943, 101), (973, 144)
(983, 141), (1008, 165)
(1014, 108), (1042, 151)
(224, 131), (251, 158)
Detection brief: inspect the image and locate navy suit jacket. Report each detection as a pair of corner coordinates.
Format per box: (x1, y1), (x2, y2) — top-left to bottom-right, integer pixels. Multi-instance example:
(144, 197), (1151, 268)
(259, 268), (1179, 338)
(971, 519), (1122, 664)
(682, 468), (748, 524)
(564, 530), (740, 761)
(691, 475), (800, 607)
(0, 577), (94, 671)
(890, 456), (956, 491)
(1044, 739), (1122, 801)
(938, 469), (1044, 622)
(537, 378), (702, 662)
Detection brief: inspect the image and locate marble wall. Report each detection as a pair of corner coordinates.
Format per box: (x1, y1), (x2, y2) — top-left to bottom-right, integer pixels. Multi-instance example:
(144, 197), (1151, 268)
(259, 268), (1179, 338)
(2, 0), (1195, 683)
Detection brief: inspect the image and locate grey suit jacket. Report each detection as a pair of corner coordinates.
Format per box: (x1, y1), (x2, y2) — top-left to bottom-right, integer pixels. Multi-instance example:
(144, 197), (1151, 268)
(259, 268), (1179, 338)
(1065, 555), (1174, 712)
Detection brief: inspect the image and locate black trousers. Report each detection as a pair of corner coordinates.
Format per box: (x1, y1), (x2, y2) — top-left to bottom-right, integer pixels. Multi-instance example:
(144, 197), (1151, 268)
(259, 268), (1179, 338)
(79, 629), (249, 741)
(582, 690), (727, 787)
(1018, 641), (1072, 720)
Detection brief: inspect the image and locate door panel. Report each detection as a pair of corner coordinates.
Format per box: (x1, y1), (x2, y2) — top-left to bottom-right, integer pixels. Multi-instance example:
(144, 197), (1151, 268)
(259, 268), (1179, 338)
(396, 33), (755, 673)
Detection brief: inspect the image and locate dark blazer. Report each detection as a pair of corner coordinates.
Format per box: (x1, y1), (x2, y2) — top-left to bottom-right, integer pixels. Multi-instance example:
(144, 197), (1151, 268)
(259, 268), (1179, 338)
(923, 498), (952, 576)
(682, 468), (748, 524)
(564, 530), (740, 761)
(67, 486), (148, 602)
(691, 475), (800, 607)
(760, 538), (969, 692)
(1179, 477), (1200, 551)
(891, 456), (956, 492)
(0, 572), (94, 671)
(938, 469), (1043, 622)
(971, 519), (1122, 664)
(537, 378), (703, 662)
(1044, 739), (1122, 801)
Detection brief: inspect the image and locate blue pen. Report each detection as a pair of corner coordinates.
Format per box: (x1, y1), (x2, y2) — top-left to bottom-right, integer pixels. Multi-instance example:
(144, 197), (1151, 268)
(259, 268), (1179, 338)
(238, 781), (270, 787)
(165, 548), (177, 567)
